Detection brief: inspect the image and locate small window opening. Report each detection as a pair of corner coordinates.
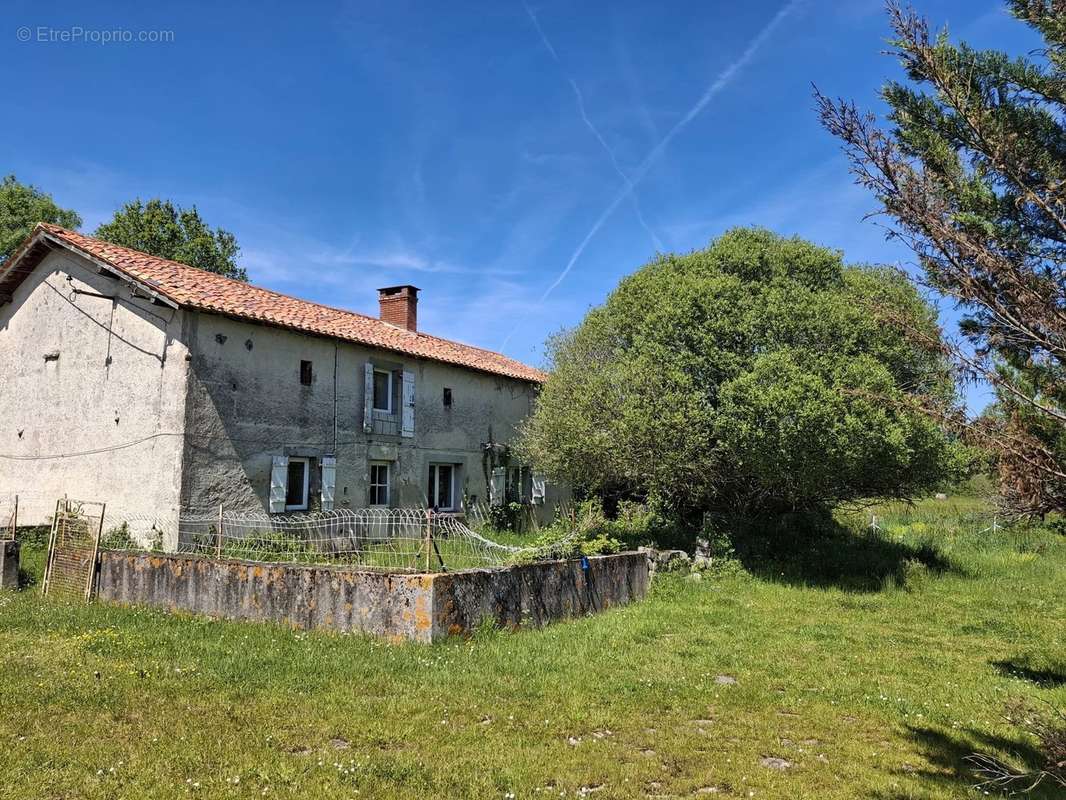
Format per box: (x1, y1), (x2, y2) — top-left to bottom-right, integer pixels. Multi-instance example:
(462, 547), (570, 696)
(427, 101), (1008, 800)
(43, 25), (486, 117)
(300, 360), (313, 386)
(443, 387), (452, 407)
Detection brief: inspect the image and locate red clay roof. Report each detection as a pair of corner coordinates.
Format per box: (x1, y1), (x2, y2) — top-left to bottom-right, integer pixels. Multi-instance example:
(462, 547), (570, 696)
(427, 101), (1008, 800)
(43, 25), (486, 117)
(3, 224), (546, 383)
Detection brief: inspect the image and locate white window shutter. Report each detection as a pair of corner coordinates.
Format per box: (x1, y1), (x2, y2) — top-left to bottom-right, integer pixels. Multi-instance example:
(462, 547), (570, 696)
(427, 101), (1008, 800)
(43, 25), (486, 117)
(401, 370), (415, 438)
(269, 455), (289, 513)
(363, 362), (374, 433)
(490, 467), (506, 506)
(321, 456), (337, 511)
(532, 472), (547, 505)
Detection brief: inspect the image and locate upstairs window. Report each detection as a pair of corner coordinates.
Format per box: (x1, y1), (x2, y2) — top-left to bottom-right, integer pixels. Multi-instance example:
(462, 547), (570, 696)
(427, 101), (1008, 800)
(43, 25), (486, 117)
(443, 387), (452, 407)
(373, 369), (393, 412)
(300, 360), (313, 386)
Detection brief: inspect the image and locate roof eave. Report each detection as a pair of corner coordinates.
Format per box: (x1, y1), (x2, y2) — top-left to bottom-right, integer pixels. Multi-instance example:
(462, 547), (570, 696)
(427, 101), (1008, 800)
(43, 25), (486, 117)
(0, 225), (180, 311)
(38, 231), (180, 309)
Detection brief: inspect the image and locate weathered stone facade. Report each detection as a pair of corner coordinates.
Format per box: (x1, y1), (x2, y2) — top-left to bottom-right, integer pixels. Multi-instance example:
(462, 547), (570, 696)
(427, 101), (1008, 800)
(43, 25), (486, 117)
(0, 248), (564, 544)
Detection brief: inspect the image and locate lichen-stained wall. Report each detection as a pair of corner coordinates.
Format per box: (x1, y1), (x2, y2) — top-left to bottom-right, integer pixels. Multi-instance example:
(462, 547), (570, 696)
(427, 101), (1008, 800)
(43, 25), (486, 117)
(98, 551), (438, 642)
(430, 553), (650, 637)
(180, 311), (564, 517)
(95, 550), (651, 642)
(0, 251), (189, 538)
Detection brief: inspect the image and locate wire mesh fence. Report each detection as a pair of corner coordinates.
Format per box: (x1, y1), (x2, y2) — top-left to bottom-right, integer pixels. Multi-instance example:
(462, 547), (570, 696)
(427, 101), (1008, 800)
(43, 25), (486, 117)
(96, 507), (582, 573)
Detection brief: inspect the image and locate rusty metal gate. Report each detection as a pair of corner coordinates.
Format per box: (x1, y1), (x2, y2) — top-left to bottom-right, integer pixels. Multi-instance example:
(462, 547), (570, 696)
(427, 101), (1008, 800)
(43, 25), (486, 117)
(42, 498), (106, 601)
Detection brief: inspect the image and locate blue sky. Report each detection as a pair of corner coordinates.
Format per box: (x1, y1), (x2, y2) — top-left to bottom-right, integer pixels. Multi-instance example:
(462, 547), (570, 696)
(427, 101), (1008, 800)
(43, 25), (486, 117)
(3, 1), (1041, 411)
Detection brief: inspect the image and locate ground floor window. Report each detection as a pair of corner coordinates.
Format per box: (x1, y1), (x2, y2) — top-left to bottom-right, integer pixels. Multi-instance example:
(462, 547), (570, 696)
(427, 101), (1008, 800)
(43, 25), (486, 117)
(285, 457), (310, 511)
(369, 461), (390, 506)
(428, 463), (455, 511)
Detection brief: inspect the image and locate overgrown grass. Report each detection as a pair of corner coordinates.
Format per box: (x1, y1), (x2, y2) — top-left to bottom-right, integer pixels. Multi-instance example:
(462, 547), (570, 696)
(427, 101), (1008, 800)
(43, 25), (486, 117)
(0, 498), (1062, 799)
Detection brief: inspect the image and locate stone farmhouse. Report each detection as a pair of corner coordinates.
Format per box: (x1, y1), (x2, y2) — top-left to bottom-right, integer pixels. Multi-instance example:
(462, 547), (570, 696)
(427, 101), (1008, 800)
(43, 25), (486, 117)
(0, 224), (561, 542)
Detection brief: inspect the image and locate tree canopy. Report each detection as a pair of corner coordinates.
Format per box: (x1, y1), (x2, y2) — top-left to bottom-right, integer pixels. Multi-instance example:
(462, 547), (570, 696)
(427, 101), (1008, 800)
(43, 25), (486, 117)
(817, 1), (1066, 517)
(519, 227), (966, 520)
(95, 199), (247, 281)
(0, 175), (81, 265)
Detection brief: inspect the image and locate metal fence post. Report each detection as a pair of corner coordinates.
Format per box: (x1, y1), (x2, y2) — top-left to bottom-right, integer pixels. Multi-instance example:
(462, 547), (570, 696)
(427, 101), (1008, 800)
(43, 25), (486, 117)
(216, 503), (224, 559)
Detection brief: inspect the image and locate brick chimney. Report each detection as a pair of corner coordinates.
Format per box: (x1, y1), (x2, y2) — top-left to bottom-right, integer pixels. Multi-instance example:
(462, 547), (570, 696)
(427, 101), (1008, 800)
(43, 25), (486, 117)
(378, 285), (419, 331)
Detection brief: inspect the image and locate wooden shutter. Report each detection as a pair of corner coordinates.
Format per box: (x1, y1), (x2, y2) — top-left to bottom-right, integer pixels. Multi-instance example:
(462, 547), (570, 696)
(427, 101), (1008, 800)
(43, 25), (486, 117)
(269, 455), (288, 513)
(531, 472), (547, 505)
(321, 456), (337, 511)
(401, 370), (415, 438)
(363, 362), (374, 433)
(490, 467), (506, 506)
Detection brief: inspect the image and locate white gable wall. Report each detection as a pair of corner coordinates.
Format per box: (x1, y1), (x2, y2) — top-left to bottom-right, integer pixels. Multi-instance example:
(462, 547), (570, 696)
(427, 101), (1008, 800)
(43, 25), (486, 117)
(0, 250), (190, 543)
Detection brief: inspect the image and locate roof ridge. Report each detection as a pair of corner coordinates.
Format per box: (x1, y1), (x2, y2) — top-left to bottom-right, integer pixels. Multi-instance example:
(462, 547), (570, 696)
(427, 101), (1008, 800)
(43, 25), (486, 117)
(28, 223), (545, 382)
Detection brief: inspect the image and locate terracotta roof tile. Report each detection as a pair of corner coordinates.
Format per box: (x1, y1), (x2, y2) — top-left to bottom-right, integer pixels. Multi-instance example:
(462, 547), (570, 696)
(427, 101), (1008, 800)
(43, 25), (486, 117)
(14, 224), (545, 383)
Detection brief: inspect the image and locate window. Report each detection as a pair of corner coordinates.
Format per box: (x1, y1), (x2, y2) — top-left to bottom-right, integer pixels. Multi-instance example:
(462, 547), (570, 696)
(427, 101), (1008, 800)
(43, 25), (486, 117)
(285, 457), (310, 511)
(504, 466), (531, 504)
(442, 387), (452, 407)
(369, 462), (390, 506)
(428, 464), (455, 511)
(373, 369), (393, 412)
(300, 360), (313, 386)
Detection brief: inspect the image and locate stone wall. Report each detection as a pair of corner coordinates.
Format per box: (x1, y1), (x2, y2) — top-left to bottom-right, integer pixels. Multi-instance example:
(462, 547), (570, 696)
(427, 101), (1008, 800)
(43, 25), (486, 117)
(96, 550), (649, 642)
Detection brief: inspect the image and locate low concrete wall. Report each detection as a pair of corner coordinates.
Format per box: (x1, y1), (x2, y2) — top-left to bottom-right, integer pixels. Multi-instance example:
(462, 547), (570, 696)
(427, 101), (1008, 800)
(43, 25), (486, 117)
(96, 551), (649, 643)
(0, 540), (18, 589)
(431, 553), (650, 637)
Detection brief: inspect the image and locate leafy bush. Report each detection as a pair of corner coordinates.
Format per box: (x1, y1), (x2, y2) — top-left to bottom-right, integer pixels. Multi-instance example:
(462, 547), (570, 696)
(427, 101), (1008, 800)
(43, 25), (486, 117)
(519, 228), (970, 530)
(100, 522), (137, 550)
(517, 500), (622, 561)
(100, 522), (162, 552)
(487, 502), (523, 532)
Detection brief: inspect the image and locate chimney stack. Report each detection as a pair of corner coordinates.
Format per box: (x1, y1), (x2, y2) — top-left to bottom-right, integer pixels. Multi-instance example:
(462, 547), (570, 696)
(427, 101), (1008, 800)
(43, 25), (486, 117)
(378, 285), (419, 332)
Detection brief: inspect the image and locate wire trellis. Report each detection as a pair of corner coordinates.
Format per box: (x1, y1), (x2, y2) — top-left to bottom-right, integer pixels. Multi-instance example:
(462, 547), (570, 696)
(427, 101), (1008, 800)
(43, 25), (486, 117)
(99, 507), (582, 573)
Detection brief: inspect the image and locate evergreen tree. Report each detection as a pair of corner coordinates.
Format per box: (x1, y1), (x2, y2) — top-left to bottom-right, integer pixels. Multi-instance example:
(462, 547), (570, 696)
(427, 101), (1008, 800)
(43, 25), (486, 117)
(817, 1), (1066, 517)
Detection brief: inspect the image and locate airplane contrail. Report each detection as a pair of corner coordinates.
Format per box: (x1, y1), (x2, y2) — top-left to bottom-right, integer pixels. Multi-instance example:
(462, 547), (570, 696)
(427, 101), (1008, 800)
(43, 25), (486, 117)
(535, 0), (801, 304)
(522, 1), (664, 251)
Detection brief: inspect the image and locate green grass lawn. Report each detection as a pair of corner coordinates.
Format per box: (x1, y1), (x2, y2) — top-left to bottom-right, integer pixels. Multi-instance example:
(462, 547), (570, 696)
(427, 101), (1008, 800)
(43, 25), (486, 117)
(1, 499), (1063, 799)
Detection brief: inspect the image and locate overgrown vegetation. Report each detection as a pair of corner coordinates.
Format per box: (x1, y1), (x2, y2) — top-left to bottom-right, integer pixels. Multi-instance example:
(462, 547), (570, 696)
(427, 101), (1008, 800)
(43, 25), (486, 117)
(520, 228), (971, 539)
(1, 498), (1061, 799)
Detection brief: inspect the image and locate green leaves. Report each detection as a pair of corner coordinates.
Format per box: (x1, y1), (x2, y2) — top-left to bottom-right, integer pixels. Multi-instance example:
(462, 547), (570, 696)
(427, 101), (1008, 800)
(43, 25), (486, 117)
(95, 199), (247, 281)
(819, 1), (1066, 517)
(0, 175), (81, 264)
(520, 228), (964, 518)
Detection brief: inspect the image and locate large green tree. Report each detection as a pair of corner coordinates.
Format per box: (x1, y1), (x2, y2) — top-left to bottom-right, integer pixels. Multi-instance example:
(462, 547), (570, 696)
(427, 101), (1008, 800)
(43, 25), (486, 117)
(0, 175), (81, 264)
(95, 198), (247, 281)
(817, 2), (1066, 517)
(520, 228), (965, 520)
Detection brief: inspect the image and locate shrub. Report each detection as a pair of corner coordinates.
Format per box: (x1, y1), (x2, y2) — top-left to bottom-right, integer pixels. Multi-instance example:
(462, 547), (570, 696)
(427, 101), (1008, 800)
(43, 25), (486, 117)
(519, 228), (969, 530)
